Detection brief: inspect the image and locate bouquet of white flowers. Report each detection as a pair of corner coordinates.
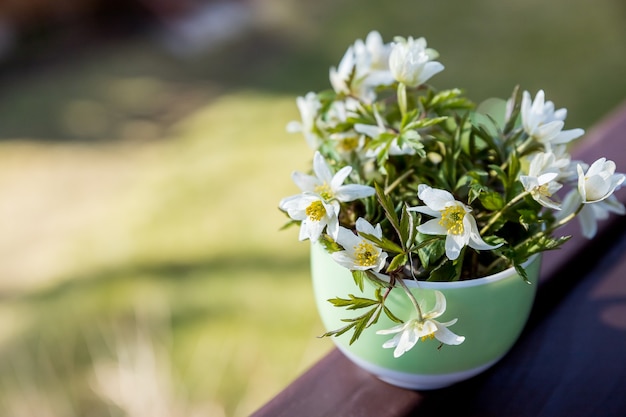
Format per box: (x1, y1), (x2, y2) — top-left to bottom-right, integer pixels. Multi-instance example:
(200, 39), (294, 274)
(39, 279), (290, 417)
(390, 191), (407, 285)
(279, 31), (625, 357)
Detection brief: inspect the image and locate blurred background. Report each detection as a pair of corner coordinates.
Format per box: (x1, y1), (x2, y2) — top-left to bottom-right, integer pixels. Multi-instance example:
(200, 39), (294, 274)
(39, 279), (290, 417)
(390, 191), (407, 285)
(0, 0), (624, 416)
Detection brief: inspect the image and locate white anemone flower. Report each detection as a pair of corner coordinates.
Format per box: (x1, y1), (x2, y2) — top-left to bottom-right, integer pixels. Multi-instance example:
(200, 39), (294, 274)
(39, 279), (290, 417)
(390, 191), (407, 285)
(329, 31), (394, 102)
(286, 92), (322, 149)
(520, 90), (584, 149)
(279, 194), (340, 242)
(279, 152), (375, 241)
(357, 30), (395, 88)
(376, 290), (465, 358)
(560, 190), (625, 239)
(331, 218), (388, 272)
(409, 185), (501, 260)
(292, 151), (375, 202)
(519, 152), (564, 210)
(577, 158), (625, 203)
(389, 36), (444, 87)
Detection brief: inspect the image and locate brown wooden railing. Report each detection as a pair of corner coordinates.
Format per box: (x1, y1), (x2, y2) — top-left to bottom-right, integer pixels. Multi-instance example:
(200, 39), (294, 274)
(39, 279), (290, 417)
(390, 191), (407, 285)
(253, 102), (626, 417)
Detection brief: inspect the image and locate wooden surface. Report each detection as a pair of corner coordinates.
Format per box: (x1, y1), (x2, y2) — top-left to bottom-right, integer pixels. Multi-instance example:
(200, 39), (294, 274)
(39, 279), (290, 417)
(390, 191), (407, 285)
(253, 102), (626, 417)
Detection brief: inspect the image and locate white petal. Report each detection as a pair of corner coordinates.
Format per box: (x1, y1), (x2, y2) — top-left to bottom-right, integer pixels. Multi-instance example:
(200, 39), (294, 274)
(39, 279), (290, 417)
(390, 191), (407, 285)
(330, 166), (352, 190)
(292, 171), (319, 193)
(426, 290), (446, 319)
(334, 184), (375, 202)
(330, 251), (358, 269)
(577, 205), (598, 239)
(407, 205), (440, 218)
(535, 120), (564, 141)
(417, 61), (444, 84)
(433, 322), (465, 345)
(376, 322), (407, 335)
(394, 326), (418, 358)
(445, 234), (465, 260)
(381, 333), (402, 348)
(354, 123), (381, 138)
(313, 152), (333, 183)
(355, 217), (377, 236)
(466, 215), (501, 251)
(552, 128), (584, 145)
(417, 218), (447, 236)
(286, 120), (302, 133)
(418, 185), (454, 210)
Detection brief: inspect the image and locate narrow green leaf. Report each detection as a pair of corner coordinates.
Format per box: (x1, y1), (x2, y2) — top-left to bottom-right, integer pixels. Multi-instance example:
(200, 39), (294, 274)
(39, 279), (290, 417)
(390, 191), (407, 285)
(375, 183), (403, 247)
(388, 253), (408, 273)
(351, 270), (366, 292)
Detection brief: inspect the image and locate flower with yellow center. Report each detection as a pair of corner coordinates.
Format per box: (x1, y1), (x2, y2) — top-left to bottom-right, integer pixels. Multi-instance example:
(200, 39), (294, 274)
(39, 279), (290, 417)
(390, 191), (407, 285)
(292, 151), (375, 204)
(331, 218), (388, 272)
(280, 151), (375, 242)
(519, 151), (564, 210)
(377, 290), (465, 358)
(279, 194), (340, 242)
(409, 185), (501, 260)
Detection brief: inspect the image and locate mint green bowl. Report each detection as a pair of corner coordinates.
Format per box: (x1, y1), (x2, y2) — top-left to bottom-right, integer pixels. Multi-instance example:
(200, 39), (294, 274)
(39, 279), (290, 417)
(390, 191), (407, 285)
(311, 242), (541, 389)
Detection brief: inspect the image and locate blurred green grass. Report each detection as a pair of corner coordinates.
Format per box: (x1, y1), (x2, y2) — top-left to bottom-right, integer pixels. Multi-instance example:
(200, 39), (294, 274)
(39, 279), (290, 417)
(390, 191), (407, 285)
(0, 0), (624, 416)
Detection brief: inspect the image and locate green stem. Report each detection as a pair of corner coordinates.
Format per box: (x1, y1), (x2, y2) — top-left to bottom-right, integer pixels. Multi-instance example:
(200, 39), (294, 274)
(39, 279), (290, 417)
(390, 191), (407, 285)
(384, 168), (415, 195)
(395, 274), (423, 321)
(480, 190), (531, 235)
(397, 83), (407, 118)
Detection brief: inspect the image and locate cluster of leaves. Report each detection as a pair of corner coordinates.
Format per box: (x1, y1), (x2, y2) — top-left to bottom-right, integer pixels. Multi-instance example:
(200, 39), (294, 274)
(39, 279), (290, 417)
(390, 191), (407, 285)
(318, 85), (568, 282)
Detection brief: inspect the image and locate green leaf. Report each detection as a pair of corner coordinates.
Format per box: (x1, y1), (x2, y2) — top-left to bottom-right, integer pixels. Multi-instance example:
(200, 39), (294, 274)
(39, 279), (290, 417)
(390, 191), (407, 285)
(427, 257), (463, 282)
(399, 205), (416, 249)
(358, 232), (404, 254)
(417, 238), (445, 270)
(489, 164), (508, 186)
(388, 253), (408, 273)
(375, 183), (404, 248)
(480, 191), (505, 211)
(318, 234), (342, 253)
(383, 306), (403, 324)
(326, 294), (379, 310)
(404, 116), (448, 130)
(468, 182), (488, 204)
(351, 270), (366, 292)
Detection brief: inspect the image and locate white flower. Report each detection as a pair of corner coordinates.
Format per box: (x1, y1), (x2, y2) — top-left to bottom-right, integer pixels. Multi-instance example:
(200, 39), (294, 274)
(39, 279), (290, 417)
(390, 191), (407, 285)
(519, 151), (564, 210)
(409, 185), (501, 260)
(279, 194), (339, 241)
(294, 151), (375, 202)
(331, 218), (388, 271)
(560, 190), (625, 239)
(389, 36), (444, 87)
(356, 31), (395, 88)
(329, 31), (394, 102)
(279, 152), (375, 241)
(286, 92), (322, 149)
(520, 90), (584, 149)
(376, 290), (464, 358)
(577, 158), (625, 203)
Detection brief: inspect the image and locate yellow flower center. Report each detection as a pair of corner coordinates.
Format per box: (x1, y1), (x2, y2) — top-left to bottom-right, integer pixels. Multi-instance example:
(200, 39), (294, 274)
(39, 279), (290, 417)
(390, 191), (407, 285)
(338, 136), (359, 152)
(354, 242), (378, 267)
(534, 183), (552, 197)
(305, 200), (326, 221)
(314, 182), (334, 200)
(421, 333), (435, 342)
(439, 205), (466, 235)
